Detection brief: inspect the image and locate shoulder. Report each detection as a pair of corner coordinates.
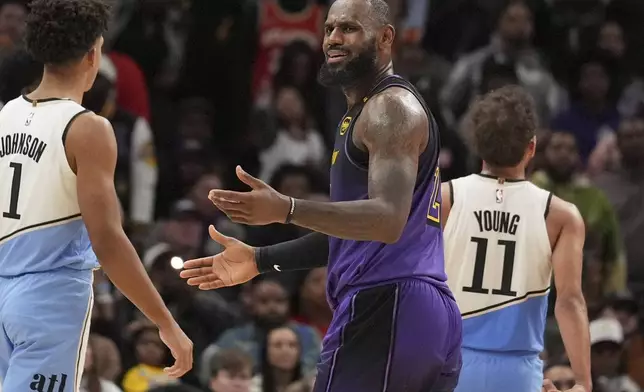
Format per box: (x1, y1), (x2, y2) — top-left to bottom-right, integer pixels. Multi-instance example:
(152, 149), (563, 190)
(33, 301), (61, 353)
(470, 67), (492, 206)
(218, 323), (254, 342)
(548, 195), (584, 232)
(358, 87), (428, 147)
(364, 87), (426, 122)
(68, 111), (112, 137)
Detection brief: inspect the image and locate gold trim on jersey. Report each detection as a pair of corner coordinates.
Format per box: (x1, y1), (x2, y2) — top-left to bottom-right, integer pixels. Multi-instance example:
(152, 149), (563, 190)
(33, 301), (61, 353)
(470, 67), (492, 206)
(339, 117), (352, 136)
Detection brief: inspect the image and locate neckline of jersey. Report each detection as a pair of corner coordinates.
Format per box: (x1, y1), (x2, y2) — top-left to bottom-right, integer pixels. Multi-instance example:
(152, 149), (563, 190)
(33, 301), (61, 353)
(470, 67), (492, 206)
(21, 95), (73, 105)
(476, 173), (526, 183)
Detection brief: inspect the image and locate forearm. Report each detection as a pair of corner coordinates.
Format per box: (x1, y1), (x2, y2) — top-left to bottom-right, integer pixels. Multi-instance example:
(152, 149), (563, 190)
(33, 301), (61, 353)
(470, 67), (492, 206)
(94, 230), (174, 328)
(256, 232), (329, 273)
(555, 295), (592, 390)
(290, 198), (399, 243)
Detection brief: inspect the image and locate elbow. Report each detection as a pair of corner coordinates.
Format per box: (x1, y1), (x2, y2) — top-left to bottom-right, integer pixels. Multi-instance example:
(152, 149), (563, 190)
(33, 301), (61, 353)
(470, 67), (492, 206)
(379, 226), (404, 244)
(554, 291), (587, 314)
(378, 215), (406, 244)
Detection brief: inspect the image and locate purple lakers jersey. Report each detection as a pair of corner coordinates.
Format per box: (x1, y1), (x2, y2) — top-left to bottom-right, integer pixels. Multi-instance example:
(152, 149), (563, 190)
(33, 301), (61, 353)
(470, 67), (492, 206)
(327, 75), (449, 308)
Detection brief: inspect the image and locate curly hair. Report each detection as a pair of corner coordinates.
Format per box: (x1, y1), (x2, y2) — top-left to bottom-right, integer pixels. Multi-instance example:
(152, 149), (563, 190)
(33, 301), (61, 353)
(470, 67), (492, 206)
(24, 0), (111, 66)
(465, 85), (537, 167)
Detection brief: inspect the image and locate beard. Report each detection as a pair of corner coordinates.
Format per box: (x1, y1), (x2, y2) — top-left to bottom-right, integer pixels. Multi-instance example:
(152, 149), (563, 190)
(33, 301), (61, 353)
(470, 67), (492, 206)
(318, 39), (378, 88)
(545, 164), (574, 183)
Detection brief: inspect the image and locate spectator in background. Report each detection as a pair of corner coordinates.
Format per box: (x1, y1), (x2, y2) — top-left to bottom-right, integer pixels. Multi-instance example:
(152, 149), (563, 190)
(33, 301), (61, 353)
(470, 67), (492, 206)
(594, 117), (644, 296)
(258, 86), (325, 182)
(291, 268), (331, 337)
(251, 0), (324, 108)
(122, 323), (178, 392)
(208, 349), (253, 392)
(252, 325), (303, 392)
(602, 294), (644, 389)
(551, 53), (620, 165)
(149, 200), (203, 260)
(440, 0), (564, 127)
(81, 338), (123, 392)
(273, 40), (325, 135)
(149, 386), (204, 392)
(132, 242), (239, 359)
(531, 131), (626, 312)
(0, 48), (42, 108)
(83, 59), (158, 240)
(187, 170), (248, 258)
(200, 278), (320, 385)
(246, 165), (316, 249)
(589, 318), (640, 392)
(87, 333), (123, 384)
(0, 0), (27, 60)
(544, 361), (576, 391)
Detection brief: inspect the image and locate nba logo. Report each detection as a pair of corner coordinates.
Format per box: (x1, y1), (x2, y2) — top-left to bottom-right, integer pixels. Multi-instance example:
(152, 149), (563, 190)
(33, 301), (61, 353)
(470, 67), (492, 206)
(25, 112), (34, 126)
(495, 189), (503, 203)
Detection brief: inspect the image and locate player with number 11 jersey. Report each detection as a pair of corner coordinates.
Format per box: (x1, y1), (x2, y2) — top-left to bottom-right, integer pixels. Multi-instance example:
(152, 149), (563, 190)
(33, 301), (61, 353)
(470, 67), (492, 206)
(441, 86), (592, 392)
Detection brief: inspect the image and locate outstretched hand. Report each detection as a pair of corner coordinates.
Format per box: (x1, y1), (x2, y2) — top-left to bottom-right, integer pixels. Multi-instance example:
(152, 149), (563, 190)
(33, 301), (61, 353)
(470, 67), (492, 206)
(209, 165), (292, 226)
(179, 225), (259, 290)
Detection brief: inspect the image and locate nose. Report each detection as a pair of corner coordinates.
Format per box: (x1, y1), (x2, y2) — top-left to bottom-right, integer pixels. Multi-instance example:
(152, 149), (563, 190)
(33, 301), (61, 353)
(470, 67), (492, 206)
(325, 27), (343, 46)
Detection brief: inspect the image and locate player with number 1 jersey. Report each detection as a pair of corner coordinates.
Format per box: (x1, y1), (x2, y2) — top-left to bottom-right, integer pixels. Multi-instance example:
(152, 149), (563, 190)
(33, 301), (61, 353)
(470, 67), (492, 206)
(0, 1), (191, 390)
(440, 87), (592, 392)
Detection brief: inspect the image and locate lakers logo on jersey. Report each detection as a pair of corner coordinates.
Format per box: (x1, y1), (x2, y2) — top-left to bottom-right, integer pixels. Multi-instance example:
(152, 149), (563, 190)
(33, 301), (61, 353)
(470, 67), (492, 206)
(339, 117), (352, 136)
(331, 150), (339, 165)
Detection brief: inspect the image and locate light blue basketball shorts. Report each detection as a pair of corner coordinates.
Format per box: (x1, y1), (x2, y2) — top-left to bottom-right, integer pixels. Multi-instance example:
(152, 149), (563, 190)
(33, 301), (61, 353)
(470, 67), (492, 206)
(454, 348), (544, 392)
(0, 268), (93, 392)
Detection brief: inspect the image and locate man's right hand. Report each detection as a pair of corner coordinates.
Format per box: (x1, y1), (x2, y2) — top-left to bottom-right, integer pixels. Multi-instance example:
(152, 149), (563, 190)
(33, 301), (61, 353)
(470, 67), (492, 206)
(158, 321), (193, 378)
(180, 225), (260, 290)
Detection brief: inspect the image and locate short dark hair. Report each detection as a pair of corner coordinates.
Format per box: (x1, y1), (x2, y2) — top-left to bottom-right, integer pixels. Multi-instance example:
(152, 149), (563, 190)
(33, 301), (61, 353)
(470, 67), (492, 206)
(24, 0), (111, 66)
(210, 349), (253, 378)
(466, 85), (537, 167)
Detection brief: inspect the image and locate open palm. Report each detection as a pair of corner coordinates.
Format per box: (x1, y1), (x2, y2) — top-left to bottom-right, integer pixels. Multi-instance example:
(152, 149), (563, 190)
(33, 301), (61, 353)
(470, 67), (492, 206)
(180, 225), (259, 290)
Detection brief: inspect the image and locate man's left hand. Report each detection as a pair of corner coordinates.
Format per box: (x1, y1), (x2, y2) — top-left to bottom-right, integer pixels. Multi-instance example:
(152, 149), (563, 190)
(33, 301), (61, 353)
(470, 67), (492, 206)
(208, 166), (291, 226)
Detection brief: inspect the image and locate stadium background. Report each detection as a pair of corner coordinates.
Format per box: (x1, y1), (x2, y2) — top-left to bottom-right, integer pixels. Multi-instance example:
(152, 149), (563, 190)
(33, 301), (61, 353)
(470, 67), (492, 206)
(0, 0), (642, 391)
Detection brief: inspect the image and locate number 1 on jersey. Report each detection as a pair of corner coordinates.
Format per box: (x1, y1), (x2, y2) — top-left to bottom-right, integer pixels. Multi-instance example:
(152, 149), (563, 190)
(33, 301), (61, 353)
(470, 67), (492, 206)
(3, 162), (23, 219)
(463, 237), (517, 297)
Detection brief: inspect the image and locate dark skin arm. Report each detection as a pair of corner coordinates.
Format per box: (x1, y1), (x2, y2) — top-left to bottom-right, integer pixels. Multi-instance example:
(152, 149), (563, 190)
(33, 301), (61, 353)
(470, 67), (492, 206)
(208, 87), (428, 244)
(291, 88), (428, 243)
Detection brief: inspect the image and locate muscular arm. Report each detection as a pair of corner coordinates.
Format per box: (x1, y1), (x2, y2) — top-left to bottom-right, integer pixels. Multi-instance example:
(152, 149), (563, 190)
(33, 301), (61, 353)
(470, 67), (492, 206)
(290, 89), (428, 243)
(549, 197), (592, 391)
(67, 114), (175, 330)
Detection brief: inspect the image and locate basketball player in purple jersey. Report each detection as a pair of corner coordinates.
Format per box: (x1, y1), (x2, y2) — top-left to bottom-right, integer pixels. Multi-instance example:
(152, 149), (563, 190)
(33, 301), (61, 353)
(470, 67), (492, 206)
(180, 0), (462, 390)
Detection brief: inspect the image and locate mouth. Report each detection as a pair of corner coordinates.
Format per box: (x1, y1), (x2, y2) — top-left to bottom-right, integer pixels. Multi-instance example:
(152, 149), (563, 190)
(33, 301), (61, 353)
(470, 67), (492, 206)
(326, 49), (349, 64)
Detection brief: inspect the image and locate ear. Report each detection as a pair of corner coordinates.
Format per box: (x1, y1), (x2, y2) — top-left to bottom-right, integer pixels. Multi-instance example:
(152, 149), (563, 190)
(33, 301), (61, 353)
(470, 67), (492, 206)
(528, 135), (537, 159)
(381, 24), (395, 48)
(87, 47), (98, 68)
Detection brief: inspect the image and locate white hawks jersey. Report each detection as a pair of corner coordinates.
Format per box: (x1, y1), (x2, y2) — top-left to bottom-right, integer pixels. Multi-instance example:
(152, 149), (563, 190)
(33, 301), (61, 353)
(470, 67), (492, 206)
(0, 96), (98, 276)
(444, 174), (553, 354)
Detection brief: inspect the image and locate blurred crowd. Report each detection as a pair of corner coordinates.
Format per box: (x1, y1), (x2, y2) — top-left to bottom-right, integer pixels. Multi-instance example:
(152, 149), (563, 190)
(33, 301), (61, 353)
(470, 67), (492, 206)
(0, 0), (643, 391)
